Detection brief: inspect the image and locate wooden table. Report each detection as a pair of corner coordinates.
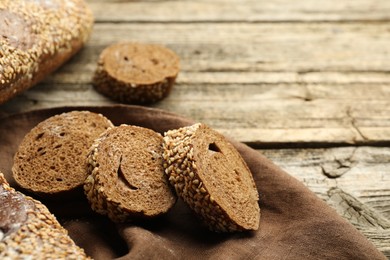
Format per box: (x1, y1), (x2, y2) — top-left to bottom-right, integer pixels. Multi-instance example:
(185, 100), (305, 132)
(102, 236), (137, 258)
(1, 0), (389, 257)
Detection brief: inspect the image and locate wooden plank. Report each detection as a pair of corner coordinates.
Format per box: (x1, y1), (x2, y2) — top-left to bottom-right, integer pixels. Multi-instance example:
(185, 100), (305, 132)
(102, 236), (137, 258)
(1, 81), (389, 145)
(0, 0), (387, 257)
(82, 23), (390, 73)
(26, 22), (389, 74)
(260, 146), (390, 256)
(86, 0), (390, 22)
(1, 23), (390, 144)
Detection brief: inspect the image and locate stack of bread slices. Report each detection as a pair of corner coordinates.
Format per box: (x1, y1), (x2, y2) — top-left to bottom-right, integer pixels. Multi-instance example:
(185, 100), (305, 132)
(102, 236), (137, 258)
(11, 111), (260, 236)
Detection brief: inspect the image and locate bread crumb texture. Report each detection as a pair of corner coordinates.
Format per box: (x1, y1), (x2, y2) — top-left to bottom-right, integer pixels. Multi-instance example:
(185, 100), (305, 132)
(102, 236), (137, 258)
(0, 0), (93, 104)
(84, 124), (177, 222)
(163, 123), (260, 232)
(13, 111), (113, 195)
(0, 173), (90, 259)
(93, 42), (180, 104)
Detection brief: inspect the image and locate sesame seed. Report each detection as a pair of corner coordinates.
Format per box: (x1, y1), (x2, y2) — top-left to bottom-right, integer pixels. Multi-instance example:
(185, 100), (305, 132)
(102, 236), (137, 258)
(0, 0), (93, 104)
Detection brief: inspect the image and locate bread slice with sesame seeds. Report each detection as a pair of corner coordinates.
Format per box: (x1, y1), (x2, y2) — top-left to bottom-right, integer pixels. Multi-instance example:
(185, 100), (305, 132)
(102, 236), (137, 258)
(92, 42), (180, 104)
(162, 123), (260, 232)
(84, 124), (177, 222)
(0, 0), (93, 104)
(12, 111), (113, 198)
(0, 173), (90, 259)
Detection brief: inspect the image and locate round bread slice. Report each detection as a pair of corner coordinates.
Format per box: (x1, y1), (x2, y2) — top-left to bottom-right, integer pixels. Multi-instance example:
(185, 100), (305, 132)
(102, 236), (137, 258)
(84, 124), (177, 222)
(162, 123), (260, 232)
(92, 42), (180, 104)
(0, 0), (93, 104)
(12, 111), (113, 197)
(0, 173), (90, 259)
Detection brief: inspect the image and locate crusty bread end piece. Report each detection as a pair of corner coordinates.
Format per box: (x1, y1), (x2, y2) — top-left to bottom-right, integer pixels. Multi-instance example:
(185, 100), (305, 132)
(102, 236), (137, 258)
(162, 123), (260, 232)
(84, 124), (177, 222)
(0, 173), (90, 259)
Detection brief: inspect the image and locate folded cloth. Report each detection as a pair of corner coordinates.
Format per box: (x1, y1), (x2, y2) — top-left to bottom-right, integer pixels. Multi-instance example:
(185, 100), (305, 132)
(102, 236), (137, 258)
(0, 105), (386, 260)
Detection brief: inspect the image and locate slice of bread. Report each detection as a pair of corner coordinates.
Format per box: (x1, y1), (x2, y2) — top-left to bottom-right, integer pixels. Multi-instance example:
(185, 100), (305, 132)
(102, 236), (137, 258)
(0, 173), (89, 258)
(92, 42), (180, 104)
(0, 0), (93, 104)
(12, 111), (113, 197)
(84, 124), (177, 222)
(162, 123), (260, 232)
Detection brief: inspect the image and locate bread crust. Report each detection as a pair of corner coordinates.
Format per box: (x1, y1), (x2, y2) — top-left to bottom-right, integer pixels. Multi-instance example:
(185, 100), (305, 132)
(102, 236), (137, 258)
(0, 0), (93, 104)
(93, 42), (180, 104)
(162, 123), (260, 232)
(0, 173), (90, 259)
(84, 124), (177, 222)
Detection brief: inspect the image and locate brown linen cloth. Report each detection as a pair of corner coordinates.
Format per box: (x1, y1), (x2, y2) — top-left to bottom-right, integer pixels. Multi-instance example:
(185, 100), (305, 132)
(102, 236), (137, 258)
(0, 105), (386, 260)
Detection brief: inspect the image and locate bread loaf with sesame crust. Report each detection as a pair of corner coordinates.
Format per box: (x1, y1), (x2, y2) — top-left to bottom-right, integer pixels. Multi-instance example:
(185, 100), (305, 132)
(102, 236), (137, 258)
(162, 123), (260, 232)
(0, 0), (93, 104)
(84, 124), (177, 222)
(13, 111), (113, 198)
(93, 42), (180, 104)
(0, 173), (90, 259)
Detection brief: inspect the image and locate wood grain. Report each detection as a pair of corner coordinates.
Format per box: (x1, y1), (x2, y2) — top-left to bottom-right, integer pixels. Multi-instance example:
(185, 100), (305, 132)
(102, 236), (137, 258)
(1, 22), (390, 145)
(87, 0), (390, 22)
(261, 147), (390, 257)
(0, 0), (388, 255)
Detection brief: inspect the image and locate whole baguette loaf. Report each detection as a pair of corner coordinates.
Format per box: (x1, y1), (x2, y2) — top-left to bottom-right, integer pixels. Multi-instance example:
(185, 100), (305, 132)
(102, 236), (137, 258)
(0, 0), (93, 104)
(84, 124), (177, 222)
(0, 173), (90, 259)
(13, 111), (113, 197)
(163, 123), (260, 232)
